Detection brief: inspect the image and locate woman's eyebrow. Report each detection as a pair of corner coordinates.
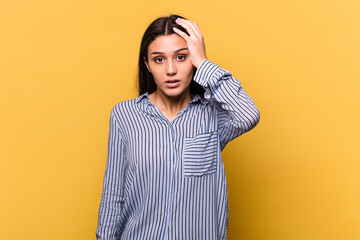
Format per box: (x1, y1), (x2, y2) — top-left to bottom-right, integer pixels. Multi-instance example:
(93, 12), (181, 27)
(150, 48), (189, 55)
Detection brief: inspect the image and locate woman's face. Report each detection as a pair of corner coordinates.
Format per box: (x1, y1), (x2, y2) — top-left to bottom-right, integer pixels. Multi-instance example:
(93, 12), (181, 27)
(144, 34), (194, 99)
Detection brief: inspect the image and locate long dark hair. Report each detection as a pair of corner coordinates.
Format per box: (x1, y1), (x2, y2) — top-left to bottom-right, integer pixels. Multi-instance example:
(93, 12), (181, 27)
(138, 14), (205, 96)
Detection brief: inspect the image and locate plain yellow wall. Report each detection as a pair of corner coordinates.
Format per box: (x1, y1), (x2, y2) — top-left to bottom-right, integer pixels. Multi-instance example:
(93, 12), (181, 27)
(1, 0), (359, 239)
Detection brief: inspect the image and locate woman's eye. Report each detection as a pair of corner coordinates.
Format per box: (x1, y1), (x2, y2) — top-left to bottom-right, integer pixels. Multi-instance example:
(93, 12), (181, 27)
(177, 55), (186, 61)
(155, 57), (163, 63)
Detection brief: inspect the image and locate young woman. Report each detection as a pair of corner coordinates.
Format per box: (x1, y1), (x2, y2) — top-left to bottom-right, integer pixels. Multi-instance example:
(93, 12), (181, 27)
(96, 15), (260, 239)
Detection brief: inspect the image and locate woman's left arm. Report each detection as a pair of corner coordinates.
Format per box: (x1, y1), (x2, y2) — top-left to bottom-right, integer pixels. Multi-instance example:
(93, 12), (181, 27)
(174, 18), (260, 150)
(194, 59), (260, 150)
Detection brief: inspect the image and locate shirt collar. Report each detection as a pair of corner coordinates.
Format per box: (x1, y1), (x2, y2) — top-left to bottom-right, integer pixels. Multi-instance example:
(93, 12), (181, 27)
(135, 92), (150, 104)
(135, 92), (208, 106)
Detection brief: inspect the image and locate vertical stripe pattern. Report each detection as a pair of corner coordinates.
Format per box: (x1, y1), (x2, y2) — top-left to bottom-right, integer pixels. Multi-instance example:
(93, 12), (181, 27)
(96, 59), (260, 239)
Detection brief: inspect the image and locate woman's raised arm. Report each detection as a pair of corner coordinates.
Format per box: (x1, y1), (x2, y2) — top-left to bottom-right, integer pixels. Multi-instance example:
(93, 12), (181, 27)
(174, 18), (260, 150)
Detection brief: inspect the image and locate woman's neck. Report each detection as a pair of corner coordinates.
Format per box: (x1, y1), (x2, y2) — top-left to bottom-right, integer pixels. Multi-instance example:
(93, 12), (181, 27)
(148, 89), (193, 122)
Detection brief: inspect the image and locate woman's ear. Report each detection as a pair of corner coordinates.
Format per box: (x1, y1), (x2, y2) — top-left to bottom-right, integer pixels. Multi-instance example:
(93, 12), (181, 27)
(144, 57), (151, 73)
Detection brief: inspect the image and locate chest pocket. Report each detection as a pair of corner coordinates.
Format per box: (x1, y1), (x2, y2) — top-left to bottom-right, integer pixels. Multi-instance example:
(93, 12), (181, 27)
(183, 130), (218, 177)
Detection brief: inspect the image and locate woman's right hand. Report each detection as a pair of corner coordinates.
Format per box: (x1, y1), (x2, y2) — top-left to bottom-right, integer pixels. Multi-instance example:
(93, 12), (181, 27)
(173, 18), (207, 69)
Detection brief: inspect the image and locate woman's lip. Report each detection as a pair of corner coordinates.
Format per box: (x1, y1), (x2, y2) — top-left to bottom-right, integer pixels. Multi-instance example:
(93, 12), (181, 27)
(165, 80), (180, 88)
(165, 79), (180, 83)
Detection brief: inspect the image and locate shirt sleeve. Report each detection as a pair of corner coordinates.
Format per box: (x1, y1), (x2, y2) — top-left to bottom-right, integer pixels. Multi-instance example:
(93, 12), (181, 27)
(96, 107), (126, 240)
(193, 59), (260, 150)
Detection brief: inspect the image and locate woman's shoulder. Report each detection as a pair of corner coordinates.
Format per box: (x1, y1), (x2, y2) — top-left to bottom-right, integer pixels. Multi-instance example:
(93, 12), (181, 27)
(111, 96), (139, 114)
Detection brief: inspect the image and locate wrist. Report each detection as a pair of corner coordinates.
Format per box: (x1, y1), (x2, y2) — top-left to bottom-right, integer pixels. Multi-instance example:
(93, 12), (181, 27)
(194, 58), (207, 69)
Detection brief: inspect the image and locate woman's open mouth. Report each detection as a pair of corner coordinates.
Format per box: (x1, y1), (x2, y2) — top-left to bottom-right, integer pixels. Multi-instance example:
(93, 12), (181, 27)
(165, 79), (180, 88)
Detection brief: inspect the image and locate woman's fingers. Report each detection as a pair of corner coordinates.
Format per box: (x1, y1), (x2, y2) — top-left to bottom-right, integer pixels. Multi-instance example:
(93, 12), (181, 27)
(172, 27), (190, 41)
(173, 18), (207, 68)
(192, 22), (203, 37)
(175, 18), (202, 38)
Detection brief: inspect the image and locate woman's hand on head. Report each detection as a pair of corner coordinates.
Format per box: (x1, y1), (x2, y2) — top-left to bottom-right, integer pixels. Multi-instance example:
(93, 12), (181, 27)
(173, 18), (207, 69)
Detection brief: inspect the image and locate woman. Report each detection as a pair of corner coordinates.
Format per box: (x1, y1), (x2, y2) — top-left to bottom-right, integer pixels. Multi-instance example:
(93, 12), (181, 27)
(96, 15), (260, 239)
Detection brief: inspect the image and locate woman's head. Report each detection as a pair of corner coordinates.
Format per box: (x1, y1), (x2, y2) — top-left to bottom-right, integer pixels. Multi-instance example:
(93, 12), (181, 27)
(138, 15), (204, 96)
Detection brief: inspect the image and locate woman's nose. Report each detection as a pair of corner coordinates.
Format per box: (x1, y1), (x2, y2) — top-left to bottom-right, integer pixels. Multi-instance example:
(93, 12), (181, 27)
(166, 60), (177, 75)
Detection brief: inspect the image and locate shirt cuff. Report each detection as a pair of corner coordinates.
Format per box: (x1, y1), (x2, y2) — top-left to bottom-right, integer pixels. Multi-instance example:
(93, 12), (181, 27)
(193, 59), (221, 88)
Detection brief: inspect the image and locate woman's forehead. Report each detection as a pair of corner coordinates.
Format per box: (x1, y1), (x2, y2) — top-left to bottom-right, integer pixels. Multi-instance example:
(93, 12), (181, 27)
(148, 34), (188, 54)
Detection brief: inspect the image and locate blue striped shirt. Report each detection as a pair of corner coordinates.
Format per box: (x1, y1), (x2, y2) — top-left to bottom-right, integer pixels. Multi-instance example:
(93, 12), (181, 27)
(96, 59), (260, 239)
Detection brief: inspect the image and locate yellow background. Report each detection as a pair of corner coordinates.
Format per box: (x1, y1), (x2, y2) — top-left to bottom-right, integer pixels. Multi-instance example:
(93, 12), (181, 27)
(1, 0), (359, 239)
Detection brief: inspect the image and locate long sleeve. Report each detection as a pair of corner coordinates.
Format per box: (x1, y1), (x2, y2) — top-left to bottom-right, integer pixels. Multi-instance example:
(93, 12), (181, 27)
(96, 108), (126, 240)
(193, 59), (260, 150)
